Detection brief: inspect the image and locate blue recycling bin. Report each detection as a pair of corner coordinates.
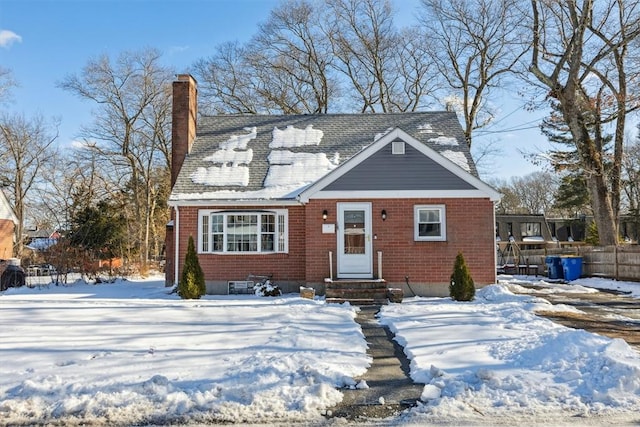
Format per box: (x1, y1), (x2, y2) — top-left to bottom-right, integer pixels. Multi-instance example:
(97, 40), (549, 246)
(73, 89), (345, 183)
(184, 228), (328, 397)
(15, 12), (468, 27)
(561, 256), (583, 281)
(545, 256), (563, 279)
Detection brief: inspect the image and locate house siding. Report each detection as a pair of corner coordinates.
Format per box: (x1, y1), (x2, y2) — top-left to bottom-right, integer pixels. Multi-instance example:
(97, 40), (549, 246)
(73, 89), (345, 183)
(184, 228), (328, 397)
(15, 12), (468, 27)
(323, 142), (475, 191)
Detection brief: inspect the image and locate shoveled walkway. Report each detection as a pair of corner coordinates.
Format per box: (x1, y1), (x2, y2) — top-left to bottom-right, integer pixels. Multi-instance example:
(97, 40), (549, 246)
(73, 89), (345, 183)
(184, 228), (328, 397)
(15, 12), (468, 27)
(327, 305), (424, 421)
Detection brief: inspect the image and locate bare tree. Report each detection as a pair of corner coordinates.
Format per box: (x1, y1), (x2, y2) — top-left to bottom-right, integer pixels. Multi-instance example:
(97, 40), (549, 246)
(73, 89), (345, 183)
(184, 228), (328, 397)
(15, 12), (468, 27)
(192, 41), (261, 114)
(490, 172), (558, 215)
(528, 0), (640, 245)
(58, 48), (174, 266)
(419, 0), (529, 148)
(325, 0), (435, 112)
(0, 66), (17, 106)
(248, 0), (336, 114)
(0, 112), (58, 256)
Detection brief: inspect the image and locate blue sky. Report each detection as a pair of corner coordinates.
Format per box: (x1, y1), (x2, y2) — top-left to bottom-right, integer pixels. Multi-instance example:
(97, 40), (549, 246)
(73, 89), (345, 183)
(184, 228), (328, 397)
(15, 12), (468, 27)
(0, 0), (546, 181)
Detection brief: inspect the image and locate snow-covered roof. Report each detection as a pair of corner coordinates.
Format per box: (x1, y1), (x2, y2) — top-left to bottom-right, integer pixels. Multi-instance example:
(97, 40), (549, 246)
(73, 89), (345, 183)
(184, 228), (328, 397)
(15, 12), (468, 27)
(169, 112), (479, 202)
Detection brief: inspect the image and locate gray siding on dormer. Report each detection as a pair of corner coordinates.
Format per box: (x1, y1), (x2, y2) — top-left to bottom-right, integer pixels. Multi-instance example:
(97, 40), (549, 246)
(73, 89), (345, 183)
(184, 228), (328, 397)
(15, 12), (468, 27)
(321, 142), (475, 191)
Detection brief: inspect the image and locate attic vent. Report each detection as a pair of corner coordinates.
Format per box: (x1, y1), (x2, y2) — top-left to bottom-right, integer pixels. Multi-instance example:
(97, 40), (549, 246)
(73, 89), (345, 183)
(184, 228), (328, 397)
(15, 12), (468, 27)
(392, 140), (405, 155)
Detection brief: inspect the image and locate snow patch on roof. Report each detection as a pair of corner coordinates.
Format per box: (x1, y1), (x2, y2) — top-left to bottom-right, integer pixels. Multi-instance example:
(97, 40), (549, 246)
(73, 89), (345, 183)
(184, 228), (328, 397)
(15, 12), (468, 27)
(171, 184), (307, 201)
(264, 150), (336, 187)
(374, 127), (394, 141)
(269, 125), (323, 148)
(219, 127), (257, 150)
(429, 136), (459, 146)
(191, 165), (249, 187)
(417, 123), (435, 133)
(441, 150), (470, 172)
(203, 149), (253, 166)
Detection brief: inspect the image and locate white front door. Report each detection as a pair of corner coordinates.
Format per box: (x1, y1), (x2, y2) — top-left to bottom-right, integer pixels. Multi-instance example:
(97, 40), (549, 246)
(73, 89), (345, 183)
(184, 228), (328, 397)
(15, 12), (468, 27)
(337, 202), (373, 278)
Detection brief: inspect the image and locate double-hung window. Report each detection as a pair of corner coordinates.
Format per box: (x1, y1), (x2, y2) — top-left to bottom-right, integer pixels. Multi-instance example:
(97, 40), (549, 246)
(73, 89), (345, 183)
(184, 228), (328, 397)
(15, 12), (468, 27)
(199, 210), (288, 253)
(414, 205), (446, 241)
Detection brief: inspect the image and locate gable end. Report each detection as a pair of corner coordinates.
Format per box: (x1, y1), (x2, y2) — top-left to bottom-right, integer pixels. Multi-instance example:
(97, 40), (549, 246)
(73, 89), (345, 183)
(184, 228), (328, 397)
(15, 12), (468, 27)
(321, 141), (475, 191)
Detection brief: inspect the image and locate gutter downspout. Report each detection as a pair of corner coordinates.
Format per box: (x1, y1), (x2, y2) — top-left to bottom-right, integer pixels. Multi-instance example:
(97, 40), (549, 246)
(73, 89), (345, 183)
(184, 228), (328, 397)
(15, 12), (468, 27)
(174, 206), (180, 285)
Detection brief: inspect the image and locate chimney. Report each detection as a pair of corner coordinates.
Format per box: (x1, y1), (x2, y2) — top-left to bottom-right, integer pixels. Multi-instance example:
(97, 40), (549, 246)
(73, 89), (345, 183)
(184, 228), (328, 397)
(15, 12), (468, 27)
(171, 74), (197, 188)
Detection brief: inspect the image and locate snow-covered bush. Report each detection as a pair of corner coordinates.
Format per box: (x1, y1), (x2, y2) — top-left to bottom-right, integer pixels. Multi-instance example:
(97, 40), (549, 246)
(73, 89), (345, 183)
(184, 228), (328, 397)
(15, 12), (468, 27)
(254, 280), (281, 297)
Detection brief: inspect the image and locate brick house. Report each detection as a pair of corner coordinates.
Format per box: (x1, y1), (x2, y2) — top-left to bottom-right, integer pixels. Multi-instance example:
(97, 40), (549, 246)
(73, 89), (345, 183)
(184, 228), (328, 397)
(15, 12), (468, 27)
(0, 190), (17, 260)
(166, 74), (501, 298)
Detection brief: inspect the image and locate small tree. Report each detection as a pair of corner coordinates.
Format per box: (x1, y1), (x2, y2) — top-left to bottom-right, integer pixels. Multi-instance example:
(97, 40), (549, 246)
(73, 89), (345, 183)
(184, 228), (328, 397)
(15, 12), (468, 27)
(585, 221), (600, 246)
(449, 251), (475, 301)
(179, 236), (205, 299)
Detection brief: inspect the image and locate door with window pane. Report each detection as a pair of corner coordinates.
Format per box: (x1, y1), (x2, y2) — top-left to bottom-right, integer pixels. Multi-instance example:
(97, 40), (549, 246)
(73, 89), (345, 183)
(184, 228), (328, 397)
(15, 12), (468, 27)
(337, 202), (372, 278)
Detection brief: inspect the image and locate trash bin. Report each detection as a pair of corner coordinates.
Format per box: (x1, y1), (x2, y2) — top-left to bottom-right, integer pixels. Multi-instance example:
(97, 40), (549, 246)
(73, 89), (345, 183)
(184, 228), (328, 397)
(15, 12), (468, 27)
(545, 256), (563, 280)
(561, 256), (583, 281)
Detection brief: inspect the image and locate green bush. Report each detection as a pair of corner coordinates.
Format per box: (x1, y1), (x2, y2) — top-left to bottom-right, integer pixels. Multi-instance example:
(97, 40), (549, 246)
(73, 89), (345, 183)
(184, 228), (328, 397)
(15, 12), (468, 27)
(178, 236), (206, 299)
(449, 251), (475, 302)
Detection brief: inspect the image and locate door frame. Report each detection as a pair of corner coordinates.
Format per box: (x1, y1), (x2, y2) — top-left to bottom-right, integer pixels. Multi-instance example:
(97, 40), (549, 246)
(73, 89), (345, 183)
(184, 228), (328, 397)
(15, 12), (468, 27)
(337, 202), (373, 278)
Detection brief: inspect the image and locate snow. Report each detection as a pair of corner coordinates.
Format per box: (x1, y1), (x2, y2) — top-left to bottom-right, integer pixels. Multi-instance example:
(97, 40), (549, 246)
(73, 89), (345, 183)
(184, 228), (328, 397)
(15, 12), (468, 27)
(203, 148), (253, 166)
(2, 274), (639, 425)
(428, 136), (459, 146)
(191, 164), (249, 187)
(219, 126), (257, 150)
(417, 123), (435, 133)
(374, 127), (394, 141)
(270, 125), (323, 148)
(441, 149), (471, 172)
(264, 150), (337, 188)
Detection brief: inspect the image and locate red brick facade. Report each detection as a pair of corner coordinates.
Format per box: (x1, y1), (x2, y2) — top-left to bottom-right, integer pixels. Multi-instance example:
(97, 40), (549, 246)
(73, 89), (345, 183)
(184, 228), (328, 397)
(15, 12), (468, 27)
(0, 218), (15, 259)
(166, 197), (496, 294)
(304, 198), (496, 287)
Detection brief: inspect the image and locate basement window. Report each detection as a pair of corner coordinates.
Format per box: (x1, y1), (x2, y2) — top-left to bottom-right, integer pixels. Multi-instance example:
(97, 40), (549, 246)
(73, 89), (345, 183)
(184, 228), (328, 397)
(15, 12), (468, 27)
(392, 140), (405, 155)
(198, 210), (288, 254)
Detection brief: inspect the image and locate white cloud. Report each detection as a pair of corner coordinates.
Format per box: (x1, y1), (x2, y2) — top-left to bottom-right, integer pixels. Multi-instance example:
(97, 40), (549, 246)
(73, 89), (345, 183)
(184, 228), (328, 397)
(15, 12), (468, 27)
(0, 30), (22, 48)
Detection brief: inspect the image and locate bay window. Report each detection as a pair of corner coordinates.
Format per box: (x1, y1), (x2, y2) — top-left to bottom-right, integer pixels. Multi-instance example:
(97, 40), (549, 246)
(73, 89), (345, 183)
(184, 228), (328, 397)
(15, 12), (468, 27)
(199, 210), (288, 253)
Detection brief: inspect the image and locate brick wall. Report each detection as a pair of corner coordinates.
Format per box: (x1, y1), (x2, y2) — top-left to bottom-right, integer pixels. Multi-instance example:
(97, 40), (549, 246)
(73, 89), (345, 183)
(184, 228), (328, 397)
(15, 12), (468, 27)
(169, 198), (496, 293)
(0, 219), (14, 259)
(304, 198), (496, 286)
(171, 75), (197, 187)
(173, 205), (306, 285)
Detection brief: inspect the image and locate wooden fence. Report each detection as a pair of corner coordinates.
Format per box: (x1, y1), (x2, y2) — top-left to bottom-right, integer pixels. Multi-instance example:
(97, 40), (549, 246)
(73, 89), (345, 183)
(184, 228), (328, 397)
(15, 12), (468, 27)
(513, 245), (640, 282)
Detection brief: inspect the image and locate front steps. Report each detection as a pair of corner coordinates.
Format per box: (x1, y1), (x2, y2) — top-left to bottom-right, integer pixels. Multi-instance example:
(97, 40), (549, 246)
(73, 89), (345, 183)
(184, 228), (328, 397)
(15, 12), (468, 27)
(325, 279), (389, 305)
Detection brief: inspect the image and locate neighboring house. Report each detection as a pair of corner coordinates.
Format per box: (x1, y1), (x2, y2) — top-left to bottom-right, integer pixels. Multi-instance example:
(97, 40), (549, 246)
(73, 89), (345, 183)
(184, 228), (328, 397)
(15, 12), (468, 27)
(0, 190), (18, 259)
(25, 229), (60, 252)
(166, 75), (501, 297)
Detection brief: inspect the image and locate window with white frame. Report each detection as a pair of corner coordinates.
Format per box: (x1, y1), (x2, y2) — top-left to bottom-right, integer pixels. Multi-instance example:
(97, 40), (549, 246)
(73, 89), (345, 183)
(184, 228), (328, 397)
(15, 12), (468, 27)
(199, 210), (288, 253)
(414, 205), (446, 241)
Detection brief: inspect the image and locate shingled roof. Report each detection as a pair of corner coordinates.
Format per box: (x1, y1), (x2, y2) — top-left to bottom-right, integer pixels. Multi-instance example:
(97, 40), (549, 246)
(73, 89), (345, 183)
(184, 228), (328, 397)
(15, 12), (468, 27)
(169, 112), (477, 202)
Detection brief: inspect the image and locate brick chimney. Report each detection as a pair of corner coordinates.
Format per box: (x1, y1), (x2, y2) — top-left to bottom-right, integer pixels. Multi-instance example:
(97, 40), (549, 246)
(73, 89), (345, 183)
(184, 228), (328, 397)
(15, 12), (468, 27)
(171, 74), (197, 188)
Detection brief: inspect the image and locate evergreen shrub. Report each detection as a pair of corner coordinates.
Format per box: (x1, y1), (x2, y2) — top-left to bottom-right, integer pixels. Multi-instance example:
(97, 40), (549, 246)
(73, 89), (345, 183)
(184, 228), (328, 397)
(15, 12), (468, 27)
(179, 236), (206, 299)
(449, 251), (475, 301)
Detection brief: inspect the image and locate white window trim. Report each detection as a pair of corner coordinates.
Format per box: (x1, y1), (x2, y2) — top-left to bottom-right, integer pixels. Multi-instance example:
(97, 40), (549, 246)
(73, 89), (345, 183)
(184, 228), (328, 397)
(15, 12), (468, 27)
(198, 209), (288, 254)
(414, 204), (446, 241)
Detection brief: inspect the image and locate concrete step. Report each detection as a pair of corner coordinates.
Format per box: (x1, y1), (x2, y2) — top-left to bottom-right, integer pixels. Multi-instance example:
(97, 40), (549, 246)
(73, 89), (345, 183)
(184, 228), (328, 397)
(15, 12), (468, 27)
(326, 297), (389, 305)
(325, 280), (390, 305)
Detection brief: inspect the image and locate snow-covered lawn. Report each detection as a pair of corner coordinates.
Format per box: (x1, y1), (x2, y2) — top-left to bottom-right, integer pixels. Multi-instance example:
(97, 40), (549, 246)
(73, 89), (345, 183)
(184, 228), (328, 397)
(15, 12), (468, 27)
(1, 275), (640, 425)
